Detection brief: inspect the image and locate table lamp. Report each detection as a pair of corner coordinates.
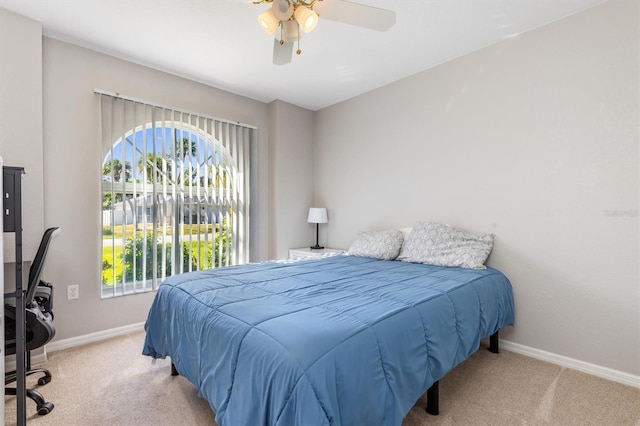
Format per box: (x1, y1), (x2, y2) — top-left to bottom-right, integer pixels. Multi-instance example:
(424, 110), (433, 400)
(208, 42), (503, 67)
(307, 207), (328, 249)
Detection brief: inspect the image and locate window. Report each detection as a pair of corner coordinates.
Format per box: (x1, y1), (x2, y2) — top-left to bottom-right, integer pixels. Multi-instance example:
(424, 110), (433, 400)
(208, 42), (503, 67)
(97, 91), (255, 298)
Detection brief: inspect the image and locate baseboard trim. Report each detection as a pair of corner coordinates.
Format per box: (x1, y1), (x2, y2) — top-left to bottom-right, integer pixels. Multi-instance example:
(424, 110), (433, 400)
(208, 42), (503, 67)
(500, 339), (640, 389)
(46, 322), (145, 353)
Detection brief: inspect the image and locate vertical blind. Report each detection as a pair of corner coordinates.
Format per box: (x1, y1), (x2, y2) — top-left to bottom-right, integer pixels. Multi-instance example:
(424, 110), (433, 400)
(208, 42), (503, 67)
(97, 90), (255, 298)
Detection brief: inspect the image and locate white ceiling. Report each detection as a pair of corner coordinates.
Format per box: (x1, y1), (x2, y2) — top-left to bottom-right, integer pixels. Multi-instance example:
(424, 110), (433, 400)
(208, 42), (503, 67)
(0, 0), (605, 111)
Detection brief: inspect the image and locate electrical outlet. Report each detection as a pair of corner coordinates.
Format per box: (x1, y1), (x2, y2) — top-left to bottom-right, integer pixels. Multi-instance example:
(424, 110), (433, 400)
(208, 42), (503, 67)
(67, 284), (79, 300)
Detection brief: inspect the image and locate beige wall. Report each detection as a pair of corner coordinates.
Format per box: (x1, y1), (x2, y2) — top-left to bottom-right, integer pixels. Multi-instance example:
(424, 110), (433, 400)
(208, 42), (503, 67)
(40, 37), (273, 340)
(1, 9), (316, 344)
(2, 0), (638, 380)
(0, 9), (44, 265)
(268, 100), (315, 259)
(315, 0), (639, 375)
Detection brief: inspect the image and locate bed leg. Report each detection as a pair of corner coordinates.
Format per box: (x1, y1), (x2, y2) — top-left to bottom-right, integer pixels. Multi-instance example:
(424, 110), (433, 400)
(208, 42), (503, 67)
(488, 331), (499, 354)
(171, 362), (179, 376)
(426, 380), (439, 415)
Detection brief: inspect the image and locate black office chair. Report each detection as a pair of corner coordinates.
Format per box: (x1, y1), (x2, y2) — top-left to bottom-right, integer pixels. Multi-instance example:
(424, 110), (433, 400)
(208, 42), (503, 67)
(5, 227), (61, 415)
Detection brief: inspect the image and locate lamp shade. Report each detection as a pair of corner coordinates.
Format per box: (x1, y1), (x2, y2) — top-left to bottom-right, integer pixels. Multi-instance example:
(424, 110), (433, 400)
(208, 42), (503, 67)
(307, 207), (328, 224)
(257, 9), (279, 35)
(294, 6), (318, 33)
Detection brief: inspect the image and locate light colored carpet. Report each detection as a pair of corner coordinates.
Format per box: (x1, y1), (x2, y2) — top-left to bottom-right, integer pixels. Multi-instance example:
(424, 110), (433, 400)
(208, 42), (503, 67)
(5, 331), (640, 425)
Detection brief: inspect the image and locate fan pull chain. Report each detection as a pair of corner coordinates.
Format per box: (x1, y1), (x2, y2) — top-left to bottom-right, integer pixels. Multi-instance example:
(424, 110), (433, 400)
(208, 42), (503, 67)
(296, 24), (301, 55)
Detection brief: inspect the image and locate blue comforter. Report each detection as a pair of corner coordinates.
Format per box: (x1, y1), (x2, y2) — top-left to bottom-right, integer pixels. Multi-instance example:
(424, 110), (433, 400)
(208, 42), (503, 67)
(143, 254), (514, 426)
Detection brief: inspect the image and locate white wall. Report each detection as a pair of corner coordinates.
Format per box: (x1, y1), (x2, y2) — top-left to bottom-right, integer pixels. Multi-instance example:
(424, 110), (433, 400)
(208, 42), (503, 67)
(315, 0), (639, 375)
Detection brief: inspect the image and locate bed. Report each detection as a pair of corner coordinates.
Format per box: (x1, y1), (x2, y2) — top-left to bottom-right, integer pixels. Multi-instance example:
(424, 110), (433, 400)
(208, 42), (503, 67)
(143, 252), (515, 425)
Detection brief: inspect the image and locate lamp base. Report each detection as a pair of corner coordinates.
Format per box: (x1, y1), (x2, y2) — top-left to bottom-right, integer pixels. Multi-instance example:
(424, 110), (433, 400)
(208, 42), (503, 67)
(310, 245), (324, 250)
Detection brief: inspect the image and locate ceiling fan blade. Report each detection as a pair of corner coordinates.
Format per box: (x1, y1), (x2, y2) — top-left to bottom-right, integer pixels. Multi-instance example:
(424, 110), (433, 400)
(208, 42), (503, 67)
(273, 39), (294, 65)
(312, 0), (396, 32)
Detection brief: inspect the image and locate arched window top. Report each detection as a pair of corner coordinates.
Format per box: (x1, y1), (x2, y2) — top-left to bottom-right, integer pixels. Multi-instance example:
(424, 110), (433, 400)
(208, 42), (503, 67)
(103, 122), (235, 188)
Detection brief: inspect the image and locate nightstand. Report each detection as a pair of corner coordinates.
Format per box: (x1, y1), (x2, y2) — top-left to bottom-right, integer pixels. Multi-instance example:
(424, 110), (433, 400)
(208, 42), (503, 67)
(288, 247), (344, 259)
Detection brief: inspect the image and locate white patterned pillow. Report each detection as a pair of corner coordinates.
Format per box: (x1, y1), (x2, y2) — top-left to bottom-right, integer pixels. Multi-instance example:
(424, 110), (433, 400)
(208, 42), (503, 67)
(397, 222), (494, 269)
(348, 229), (404, 261)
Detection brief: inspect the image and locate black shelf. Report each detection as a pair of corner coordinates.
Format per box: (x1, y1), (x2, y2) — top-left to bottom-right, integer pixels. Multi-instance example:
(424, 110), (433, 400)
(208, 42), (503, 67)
(4, 166), (26, 426)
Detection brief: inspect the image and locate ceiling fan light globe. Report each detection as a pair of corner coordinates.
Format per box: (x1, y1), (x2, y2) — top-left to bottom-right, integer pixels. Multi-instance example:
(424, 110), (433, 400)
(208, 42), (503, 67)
(282, 19), (299, 42)
(294, 6), (318, 33)
(257, 9), (279, 35)
(272, 0), (294, 21)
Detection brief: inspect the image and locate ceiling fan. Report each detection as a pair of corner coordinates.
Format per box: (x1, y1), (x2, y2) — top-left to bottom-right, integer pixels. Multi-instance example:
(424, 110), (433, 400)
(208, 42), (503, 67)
(254, 0), (396, 65)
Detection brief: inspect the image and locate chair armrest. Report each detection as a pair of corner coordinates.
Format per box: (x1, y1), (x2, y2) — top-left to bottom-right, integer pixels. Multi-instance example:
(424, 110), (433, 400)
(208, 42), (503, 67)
(34, 281), (54, 316)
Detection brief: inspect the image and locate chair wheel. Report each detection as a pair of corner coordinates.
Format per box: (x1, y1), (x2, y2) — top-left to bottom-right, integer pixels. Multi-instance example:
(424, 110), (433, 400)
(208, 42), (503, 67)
(38, 376), (51, 386)
(37, 402), (54, 415)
